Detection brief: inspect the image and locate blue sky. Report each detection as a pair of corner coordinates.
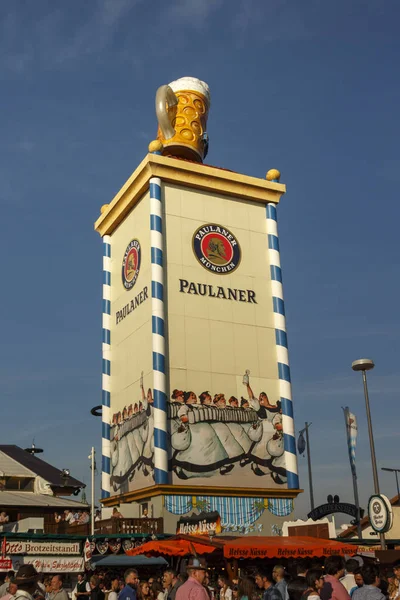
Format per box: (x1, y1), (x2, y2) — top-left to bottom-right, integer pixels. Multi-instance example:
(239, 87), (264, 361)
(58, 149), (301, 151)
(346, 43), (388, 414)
(1, 0), (399, 521)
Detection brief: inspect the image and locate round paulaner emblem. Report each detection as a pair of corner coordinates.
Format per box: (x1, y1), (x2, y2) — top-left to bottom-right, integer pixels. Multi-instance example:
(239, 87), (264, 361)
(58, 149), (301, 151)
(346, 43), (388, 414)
(192, 224), (241, 274)
(121, 239), (141, 290)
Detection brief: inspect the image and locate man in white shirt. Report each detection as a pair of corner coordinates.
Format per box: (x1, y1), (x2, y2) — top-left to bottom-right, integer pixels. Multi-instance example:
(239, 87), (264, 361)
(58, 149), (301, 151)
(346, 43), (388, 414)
(64, 510), (75, 525)
(341, 559), (360, 597)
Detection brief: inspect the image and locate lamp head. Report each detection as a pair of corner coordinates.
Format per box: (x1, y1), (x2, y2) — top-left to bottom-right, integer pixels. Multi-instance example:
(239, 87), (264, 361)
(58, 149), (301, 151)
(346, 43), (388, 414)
(352, 358), (375, 372)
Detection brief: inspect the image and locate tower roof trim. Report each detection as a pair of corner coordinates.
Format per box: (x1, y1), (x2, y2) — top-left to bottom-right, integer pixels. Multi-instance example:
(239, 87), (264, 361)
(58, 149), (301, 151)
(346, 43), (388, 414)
(94, 154), (286, 237)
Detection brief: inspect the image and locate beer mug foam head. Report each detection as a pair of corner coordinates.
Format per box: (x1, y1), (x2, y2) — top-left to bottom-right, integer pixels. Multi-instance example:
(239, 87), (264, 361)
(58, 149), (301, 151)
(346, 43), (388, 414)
(157, 76), (211, 162)
(168, 77), (210, 107)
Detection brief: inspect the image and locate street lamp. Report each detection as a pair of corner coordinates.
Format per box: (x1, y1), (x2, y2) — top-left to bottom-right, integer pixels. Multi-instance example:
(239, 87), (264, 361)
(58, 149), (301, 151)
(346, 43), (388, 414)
(381, 468), (400, 503)
(352, 358), (386, 550)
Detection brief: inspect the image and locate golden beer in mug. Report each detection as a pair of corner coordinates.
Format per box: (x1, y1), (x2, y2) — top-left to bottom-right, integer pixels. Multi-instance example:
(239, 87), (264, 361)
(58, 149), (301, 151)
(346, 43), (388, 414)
(155, 77), (210, 163)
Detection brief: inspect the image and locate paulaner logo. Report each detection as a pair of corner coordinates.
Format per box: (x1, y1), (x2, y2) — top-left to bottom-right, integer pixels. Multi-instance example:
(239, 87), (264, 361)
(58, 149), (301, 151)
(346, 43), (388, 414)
(192, 224), (241, 274)
(122, 239), (141, 290)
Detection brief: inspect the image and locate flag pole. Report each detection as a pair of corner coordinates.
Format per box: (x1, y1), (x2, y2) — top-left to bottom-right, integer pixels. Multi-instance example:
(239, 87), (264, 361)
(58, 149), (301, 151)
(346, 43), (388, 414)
(342, 408), (362, 540)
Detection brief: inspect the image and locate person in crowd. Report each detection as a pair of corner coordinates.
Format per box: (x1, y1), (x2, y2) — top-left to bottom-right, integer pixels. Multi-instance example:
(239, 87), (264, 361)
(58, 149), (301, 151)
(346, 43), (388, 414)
(233, 586), (238, 600)
(73, 574), (91, 600)
(203, 572), (214, 600)
(296, 561), (309, 580)
(149, 582), (163, 600)
(352, 565), (385, 600)
(302, 569), (325, 600)
(64, 510), (75, 525)
(53, 512), (62, 524)
(392, 563), (400, 600)
(341, 560), (360, 597)
(14, 566), (39, 600)
(162, 570), (181, 600)
(288, 579), (308, 600)
(0, 513), (9, 524)
(273, 566), (289, 600)
(107, 579), (119, 600)
(49, 576), (68, 600)
(112, 507), (123, 519)
(176, 557), (209, 600)
(255, 568), (283, 600)
(43, 577), (52, 600)
(78, 510), (90, 525)
(89, 577), (104, 600)
(95, 510), (102, 522)
(139, 582), (150, 599)
(218, 575), (233, 600)
(386, 572), (398, 600)
(0, 578), (17, 600)
(353, 571), (363, 590)
(119, 570), (139, 600)
(320, 557), (350, 600)
(238, 577), (257, 600)
(0, 574), (15, 598)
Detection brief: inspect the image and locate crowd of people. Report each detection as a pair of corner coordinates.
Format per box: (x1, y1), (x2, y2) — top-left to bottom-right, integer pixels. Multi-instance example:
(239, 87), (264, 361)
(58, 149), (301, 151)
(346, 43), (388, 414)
(80, 557), (400, 600)
(1, 555), (400, 600)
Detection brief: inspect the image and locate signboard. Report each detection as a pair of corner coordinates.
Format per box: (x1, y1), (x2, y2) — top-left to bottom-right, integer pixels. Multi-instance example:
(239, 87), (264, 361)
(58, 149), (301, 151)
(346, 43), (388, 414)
(0, 558), (12, 571)
(368, 494), (393, 533)
(5, 541), (80, 555)
(177, 511), (222, 536)
(12, 556), (84, 573)
(308, 502), (360, 521)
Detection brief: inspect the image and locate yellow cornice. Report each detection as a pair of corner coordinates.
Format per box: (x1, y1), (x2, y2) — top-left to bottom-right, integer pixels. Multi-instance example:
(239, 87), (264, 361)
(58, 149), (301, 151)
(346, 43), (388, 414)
(94, 154), (286, 237)
(100, 484), (302, 506)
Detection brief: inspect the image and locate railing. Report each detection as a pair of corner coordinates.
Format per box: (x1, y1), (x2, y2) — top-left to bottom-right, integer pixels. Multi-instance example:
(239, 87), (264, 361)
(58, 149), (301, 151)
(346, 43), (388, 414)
(96, 517), (163, 535)
(44, 517), (163, 536)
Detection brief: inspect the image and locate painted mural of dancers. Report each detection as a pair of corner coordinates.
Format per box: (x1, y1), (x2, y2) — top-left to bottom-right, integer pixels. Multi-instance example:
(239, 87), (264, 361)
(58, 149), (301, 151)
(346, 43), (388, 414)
(168, 370), (287, 485)
(110, 372), (155, 492)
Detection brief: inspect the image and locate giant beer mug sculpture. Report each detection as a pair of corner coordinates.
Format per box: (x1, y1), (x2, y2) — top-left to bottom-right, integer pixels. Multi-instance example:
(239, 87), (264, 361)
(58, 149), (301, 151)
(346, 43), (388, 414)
(152, 77), (210, 163)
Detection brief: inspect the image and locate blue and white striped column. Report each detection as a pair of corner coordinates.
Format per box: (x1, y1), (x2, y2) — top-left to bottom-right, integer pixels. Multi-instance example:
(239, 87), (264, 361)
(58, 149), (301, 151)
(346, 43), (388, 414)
(101, 235), (112, 498)
(266, 201), (299, 490)
(150, 177), (169, 485)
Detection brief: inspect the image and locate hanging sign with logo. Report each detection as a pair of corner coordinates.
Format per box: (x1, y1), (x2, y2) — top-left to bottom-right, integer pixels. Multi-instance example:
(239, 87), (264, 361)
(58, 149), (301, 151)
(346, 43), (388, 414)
(368, 494), (393, 533)
(177, 511), (222, 536)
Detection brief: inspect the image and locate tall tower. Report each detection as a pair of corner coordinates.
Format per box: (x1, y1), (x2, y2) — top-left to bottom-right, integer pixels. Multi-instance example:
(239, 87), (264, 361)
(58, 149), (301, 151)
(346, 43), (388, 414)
(95, 77), (301, 534)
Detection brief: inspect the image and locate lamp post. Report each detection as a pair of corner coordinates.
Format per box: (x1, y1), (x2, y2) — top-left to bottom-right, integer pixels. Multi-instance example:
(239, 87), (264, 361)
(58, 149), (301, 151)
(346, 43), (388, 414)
(298, 422), (315, 511)
(381, 468), (400, 503)
(88, 448), (96, 536)
(352, 358), (386, 550)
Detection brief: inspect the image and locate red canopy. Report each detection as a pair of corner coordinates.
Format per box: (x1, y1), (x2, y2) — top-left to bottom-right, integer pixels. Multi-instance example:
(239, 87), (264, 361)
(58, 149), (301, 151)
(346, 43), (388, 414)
(223, 536), (359, 559)
(125, 536), (221, 557)
(126, 535), (358, 560)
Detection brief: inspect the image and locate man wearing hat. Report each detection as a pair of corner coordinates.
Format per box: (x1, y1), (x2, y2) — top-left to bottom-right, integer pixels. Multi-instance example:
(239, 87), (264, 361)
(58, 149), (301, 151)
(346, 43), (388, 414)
(176, 557), (209, 600)
(13, 565), (38, 600)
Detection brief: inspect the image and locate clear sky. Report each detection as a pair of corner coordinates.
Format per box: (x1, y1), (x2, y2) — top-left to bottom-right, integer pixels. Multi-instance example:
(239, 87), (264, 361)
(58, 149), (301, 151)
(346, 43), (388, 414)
(1, 0), (399, 522)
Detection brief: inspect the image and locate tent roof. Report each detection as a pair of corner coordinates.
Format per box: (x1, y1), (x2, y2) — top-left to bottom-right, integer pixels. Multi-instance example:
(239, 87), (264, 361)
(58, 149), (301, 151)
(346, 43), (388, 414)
(91, 554), (168, 567)
(222, 535), (360, 559)
(128, 534), (359, 560)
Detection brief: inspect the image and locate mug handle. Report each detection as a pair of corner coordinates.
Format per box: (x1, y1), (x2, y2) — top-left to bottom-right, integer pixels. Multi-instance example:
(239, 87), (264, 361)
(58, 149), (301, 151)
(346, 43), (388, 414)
(155, 85), (178, 140)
